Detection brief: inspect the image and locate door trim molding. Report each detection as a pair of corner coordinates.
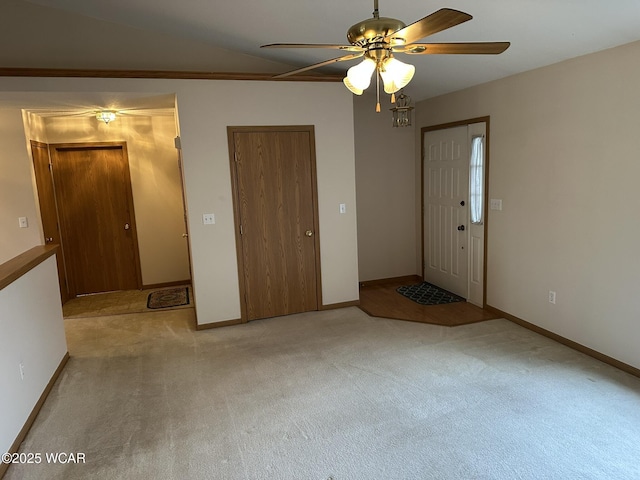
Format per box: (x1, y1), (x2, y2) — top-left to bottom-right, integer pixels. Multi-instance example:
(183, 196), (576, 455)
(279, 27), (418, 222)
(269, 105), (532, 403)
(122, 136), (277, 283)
(420, 116), (490, 306)
(227, 125), (323, 322)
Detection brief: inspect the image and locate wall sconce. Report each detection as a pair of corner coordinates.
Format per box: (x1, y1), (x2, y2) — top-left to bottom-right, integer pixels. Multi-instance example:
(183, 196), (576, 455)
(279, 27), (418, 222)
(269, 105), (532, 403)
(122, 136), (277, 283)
(390, 92), (414, 128)
(96, 110), (117, 124)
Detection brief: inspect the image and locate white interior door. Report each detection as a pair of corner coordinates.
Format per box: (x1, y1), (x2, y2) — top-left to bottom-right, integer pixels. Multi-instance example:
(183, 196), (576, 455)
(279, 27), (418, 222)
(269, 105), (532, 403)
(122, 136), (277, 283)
(423, 126), (469, 297)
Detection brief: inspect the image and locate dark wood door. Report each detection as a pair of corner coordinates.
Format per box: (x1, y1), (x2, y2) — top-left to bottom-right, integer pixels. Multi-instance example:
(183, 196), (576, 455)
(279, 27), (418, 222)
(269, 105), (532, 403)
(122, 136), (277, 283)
(31, 141), (69, 303)
(49, 143), (142, 297)
(229, 127), (321, 321)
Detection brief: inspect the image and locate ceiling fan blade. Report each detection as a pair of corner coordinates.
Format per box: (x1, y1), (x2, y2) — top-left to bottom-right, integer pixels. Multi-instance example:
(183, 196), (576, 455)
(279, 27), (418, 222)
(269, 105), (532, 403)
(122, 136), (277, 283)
(261, 43), (364, 52)
(387, 8), (472, 45)
(273, 52), (364, 78)
(394, 42), (510, 55)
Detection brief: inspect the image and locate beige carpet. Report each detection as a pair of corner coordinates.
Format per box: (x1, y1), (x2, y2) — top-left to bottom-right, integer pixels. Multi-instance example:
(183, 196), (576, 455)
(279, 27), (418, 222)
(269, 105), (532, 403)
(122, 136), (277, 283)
(5, 307), (640, 479)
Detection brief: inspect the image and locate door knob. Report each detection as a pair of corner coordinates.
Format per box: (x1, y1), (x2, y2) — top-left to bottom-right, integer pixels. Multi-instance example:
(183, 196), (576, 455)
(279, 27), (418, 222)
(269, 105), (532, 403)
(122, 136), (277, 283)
(457, 225), (465, 231)
(182, 233), (188, 238)
(305, 230), (314, 237)
(124, 223), (130, 230)
(45, 237), (54, 243)
(460, 200), (465, 206)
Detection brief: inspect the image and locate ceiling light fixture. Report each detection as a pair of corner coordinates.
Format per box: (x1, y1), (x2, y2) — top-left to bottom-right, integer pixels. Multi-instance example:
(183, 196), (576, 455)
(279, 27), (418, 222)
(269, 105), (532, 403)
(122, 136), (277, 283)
(96, 110), (117, 124)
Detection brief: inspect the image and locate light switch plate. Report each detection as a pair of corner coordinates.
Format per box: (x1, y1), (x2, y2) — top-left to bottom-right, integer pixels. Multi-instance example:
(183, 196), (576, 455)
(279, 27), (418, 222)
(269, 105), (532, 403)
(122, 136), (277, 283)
(339, 203), (346, 214)
(490, 199), (503, 211)
(18, 217), (28, 228)
(203, 213), (215, 225)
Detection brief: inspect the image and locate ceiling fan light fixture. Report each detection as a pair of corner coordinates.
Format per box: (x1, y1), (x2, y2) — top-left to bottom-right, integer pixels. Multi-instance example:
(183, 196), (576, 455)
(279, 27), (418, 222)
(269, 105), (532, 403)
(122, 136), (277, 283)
(96, 110), (117, 124)
(263, 3), (510, 112)
(345, 57), (377, 91)
(380, 57), (415, 94)
(343, 77), (364, 95)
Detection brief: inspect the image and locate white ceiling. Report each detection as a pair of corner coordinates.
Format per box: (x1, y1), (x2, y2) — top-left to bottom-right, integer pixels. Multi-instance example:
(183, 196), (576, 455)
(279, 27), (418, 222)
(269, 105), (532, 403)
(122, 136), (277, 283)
(23, 0), (640, 102)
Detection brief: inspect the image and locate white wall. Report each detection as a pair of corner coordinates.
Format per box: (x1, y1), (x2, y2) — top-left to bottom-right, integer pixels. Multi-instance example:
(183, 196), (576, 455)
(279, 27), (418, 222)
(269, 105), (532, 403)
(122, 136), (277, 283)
(0, 77), (359, 326)
(176, 80), (359, 320)
(415, 40), (640, 370)
(353, 90), (416, 282)
(0, 109), (41, 263)
(0, 255), (68, 455)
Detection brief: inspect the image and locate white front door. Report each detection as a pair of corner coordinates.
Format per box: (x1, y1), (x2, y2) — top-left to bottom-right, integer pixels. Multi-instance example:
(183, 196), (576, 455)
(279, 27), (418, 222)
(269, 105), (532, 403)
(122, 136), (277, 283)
(423, 125), (469, 297)
(423, 123), (487, 306)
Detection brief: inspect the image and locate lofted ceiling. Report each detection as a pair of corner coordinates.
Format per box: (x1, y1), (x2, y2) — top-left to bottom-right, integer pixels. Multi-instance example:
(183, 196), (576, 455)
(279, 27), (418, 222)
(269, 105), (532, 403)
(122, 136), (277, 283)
(20, 0), (640, 102)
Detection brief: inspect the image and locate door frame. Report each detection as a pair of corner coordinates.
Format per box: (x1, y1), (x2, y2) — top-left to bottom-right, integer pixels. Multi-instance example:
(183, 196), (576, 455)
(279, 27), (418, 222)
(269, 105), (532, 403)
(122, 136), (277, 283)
(421, 116), (490, 306)
(227, 125), (323, 322)
(30, 140), (70, 303)
(174, 137), (194, 286)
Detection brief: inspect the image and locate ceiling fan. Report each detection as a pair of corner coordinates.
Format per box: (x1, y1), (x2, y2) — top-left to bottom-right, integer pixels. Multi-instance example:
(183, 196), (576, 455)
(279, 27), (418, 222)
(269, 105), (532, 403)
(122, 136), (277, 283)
(262, 1), (510, 110)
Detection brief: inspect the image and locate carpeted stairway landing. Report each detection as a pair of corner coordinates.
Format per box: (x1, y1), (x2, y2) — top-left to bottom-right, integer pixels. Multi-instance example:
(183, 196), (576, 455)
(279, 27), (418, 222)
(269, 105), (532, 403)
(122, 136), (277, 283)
(6, 307), (640, 479)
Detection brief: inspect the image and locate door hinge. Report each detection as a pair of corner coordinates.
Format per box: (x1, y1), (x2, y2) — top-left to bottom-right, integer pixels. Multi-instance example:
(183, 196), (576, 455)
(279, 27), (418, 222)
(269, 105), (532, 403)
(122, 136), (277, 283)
(174, 136), (182, 150)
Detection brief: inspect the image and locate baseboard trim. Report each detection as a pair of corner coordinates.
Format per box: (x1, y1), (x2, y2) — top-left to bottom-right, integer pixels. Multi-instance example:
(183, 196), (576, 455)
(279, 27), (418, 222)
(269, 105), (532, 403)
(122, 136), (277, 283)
(1, 352), (70, 479)
(320, 300), (360, 310)
(196, 318), (243, 330)
(142, 280), (191, 289)
(359, 275), (422, 288)
(485, 305), (640, 379)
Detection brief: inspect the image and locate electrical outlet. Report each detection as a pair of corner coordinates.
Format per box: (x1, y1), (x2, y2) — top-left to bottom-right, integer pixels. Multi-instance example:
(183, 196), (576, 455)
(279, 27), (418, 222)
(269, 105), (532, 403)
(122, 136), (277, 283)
(548, 291), (556, 304)
(19, 362), (25, 380)
(202, 213), (215, 225)
(490, 199), (503, 211)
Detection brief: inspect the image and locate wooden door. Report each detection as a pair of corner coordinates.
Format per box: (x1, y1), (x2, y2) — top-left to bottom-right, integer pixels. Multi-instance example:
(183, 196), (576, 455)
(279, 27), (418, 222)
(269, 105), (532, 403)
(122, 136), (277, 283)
(31, 141), (69, 303)
(229, 126), (321, 321)
(49, 143), (142, 297)
(423, 125), (469, 297)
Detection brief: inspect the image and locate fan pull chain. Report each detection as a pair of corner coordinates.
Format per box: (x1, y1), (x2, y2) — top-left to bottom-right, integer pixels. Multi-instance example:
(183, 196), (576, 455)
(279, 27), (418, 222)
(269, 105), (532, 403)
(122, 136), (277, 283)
(376, 71), (381, 112)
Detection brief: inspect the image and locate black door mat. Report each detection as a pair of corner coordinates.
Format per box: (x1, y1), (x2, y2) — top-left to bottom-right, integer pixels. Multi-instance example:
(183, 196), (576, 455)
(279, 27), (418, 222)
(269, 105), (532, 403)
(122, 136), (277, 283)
(396, 282), (465, 305)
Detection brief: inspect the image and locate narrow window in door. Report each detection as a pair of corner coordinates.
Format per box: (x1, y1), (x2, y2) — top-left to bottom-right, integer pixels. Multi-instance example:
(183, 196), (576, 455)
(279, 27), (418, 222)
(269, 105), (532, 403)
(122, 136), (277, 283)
(470, 135), (484, 225)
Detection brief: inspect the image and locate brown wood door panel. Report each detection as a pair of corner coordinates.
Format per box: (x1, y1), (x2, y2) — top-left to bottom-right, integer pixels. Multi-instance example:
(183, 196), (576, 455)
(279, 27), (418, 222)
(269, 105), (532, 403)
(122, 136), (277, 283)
(50, 143), (142, 296)
(230, 127), (320, 321)
(31, 141), (69, 303)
